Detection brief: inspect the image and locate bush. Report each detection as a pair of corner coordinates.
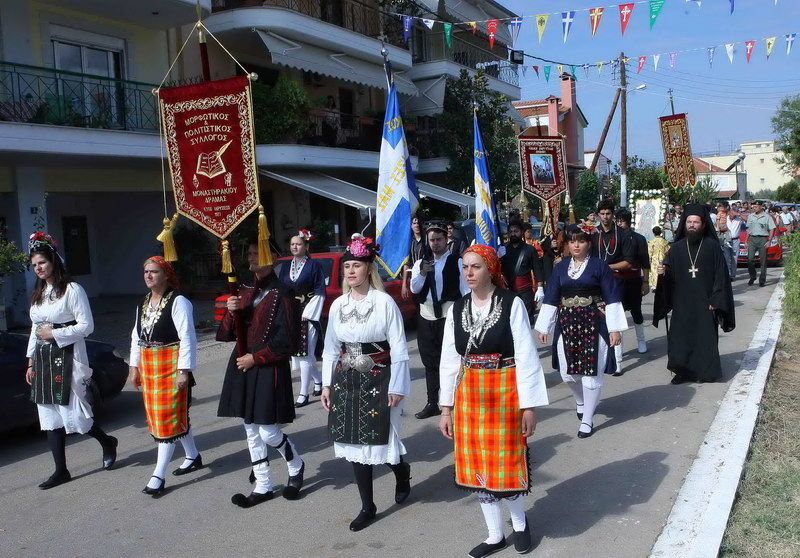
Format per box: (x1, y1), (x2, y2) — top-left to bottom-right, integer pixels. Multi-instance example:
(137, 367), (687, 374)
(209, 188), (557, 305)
(783, 233), (800, 326)
(252, 75), (312, 144)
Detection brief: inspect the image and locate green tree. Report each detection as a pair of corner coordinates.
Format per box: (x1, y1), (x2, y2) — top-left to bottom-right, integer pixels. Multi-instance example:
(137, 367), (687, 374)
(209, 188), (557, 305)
(573, 171), (599, 220)
(252, 75), (312, 143)
(439, 69), (520, 201)
(606, 156), (669, 205)
(771, 94), (800, 173)
(775, 179), (800, 203)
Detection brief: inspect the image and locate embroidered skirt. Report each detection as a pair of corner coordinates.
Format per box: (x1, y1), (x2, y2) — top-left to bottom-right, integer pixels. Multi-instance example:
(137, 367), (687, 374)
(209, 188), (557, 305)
(140, 344), (190, 442)
(454, 356), (529, 496)
(555, 304), (604, 376)
(294, 319), (321, 358)
(30, 341), (74, 405)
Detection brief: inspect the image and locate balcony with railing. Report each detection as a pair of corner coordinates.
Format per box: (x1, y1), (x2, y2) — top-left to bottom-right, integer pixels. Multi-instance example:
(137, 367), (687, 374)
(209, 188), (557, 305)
(0, 62), (159, 132)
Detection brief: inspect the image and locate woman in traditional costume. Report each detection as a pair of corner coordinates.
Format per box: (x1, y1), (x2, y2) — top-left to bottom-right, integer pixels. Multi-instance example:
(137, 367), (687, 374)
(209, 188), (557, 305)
(439, 244), (549, 558)
(25, 232), (117, 490)
(129, 256), (201, 496)
(534, 225), (626, 439)
(321, 234), (412, 532)
(278, 229), (326, 407)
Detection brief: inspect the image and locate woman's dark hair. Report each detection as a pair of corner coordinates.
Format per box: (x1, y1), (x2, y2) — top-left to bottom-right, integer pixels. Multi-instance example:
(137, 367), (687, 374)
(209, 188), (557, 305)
(652, 226), (663, 236)
(30, 249), (71, 305)
(565, 225), (591, 244)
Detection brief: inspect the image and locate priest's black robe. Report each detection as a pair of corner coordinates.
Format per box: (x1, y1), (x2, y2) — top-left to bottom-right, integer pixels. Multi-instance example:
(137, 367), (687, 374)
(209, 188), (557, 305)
(653, 237), (735, 382)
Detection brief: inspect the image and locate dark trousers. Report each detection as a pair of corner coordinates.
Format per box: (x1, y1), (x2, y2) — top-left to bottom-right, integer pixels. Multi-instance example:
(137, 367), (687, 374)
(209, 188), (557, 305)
(417, 314), (447, 405)
(622, 277), (644, 325)
(747, 235), (769, 285)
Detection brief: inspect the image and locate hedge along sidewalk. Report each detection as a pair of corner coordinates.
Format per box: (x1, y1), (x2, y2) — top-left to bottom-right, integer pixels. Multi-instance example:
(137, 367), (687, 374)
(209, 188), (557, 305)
(650, 277), (785, 558)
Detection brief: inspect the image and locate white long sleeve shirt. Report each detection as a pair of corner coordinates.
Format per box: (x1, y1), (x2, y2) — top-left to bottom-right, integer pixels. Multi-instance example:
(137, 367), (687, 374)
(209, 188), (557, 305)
(129, 295), (197, 371)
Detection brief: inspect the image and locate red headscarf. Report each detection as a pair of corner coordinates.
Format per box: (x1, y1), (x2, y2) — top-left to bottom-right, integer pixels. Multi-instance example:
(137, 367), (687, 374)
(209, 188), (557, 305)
(462, 244), (506, 288)
(144, 256), (180, 290)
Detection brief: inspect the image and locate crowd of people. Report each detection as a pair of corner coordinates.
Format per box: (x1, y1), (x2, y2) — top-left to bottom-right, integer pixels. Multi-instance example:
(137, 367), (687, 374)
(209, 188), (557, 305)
(22, 192), (793, 555)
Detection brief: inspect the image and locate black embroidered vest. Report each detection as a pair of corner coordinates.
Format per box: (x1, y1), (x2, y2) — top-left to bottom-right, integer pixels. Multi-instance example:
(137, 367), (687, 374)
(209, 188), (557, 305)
(136, 290), (180, 344)
(414, 253), (462, 305)
(453, 289), (516, 358)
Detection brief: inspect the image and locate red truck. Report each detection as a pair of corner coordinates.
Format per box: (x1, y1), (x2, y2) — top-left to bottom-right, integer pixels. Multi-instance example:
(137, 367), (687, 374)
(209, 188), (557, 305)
(214, 251), (418, 324)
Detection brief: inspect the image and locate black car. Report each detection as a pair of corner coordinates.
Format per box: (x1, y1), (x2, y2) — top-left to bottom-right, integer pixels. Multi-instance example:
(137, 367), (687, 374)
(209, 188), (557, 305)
(0, 331), (128, 432)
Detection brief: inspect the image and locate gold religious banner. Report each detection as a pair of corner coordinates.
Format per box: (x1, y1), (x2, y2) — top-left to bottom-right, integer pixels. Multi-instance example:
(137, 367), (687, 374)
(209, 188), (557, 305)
(659, 113), (697, 188)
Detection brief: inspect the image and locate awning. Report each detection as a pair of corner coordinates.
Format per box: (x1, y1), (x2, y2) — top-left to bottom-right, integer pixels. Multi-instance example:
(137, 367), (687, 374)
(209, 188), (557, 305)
(416, 179), (473, 213)
(260, 169), (375, 210)
(256, 30), (418, 97)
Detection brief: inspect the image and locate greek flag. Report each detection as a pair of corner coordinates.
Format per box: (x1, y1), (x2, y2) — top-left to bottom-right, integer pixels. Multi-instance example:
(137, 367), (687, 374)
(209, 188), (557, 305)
(375, 81), (418, 278)
(473, 114), (499, 249)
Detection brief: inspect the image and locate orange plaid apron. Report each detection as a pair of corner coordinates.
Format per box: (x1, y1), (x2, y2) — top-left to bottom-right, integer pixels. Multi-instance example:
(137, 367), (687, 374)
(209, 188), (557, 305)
(140, 344), (189, 441)
(453, 357), (529, 495)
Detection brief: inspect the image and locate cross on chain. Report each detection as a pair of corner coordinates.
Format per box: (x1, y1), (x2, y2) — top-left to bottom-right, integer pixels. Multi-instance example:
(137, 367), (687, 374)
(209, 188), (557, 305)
(689, 265), (699, 278)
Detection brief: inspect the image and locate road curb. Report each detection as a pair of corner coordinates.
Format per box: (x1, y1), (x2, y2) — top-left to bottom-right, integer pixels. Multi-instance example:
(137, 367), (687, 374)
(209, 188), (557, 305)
(650, 277), (785, 558)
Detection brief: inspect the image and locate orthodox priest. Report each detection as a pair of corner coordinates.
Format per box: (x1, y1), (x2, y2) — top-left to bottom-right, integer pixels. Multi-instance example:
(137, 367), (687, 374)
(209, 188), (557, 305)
(653, 204), (735, 384)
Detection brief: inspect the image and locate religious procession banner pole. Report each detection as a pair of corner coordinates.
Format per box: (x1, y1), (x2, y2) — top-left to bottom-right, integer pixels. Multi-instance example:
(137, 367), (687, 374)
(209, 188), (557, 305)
(516, 129), (570, 236)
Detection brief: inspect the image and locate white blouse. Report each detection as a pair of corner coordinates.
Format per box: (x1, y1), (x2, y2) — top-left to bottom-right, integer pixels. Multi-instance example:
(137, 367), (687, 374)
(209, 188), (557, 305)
(439, 295), (549, 409)
(128, 294), (197, 370)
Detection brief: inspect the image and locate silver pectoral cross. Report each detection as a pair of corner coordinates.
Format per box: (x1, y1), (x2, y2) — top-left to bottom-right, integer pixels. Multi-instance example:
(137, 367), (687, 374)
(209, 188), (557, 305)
(689, 265), (699, 278)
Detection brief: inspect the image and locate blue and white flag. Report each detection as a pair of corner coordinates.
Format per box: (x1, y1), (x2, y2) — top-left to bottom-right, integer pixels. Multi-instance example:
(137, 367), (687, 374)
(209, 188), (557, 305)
(473, 114), (499, 249)
(375, 82), (418, 278)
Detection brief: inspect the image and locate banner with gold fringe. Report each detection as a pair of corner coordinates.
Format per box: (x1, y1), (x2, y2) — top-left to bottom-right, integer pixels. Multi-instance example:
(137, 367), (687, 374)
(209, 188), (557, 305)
(659, 113), (697, 188)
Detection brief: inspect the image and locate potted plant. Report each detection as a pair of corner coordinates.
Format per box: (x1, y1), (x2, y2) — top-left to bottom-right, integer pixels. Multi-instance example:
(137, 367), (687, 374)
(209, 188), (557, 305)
(0, 238), (28, 330)
(252, 75), (312, 144)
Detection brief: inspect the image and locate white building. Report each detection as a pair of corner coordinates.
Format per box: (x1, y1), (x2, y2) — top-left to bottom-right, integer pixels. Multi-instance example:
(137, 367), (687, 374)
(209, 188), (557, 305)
(692, 157), (741, 199)
(703, 140), (798, 193)
(584, 151), (612, 180)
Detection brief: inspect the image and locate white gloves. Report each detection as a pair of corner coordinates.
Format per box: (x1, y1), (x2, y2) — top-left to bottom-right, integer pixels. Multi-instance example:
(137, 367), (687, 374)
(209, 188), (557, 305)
(534, 286), (545, 303)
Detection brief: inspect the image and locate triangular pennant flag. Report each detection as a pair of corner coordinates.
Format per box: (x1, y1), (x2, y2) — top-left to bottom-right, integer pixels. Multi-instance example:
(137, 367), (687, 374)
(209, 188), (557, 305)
(649, 0), (665, 30)
(766, 37), (776, 59)
(561, 11), (575, 43)
(532, 65), (540, 77)
(557, 64), (564, 76)
(443, 22), (452, 48)
(509, 17), (523, 47)
(543, 66), (551, 81)
(468, 21), (477, 34)
(421, 18), (435, 30)
(570, 65), (578, 80)
(729, 0), (734, 14)
(787, 33), (797, 56)
(486, 19), (499, 49)
(725, 43), (735, 64)
(745, 40), (755, 63)
(637, 56), (646, 73)
(653, 53), (661, 71)
(686, 0), (702, 7)
(402, 16), (412, 44)
(596, 61), (605, 75)
(589, 7), (604, 37)
(536, 14), (549, 43)
(618, 3), (634, 37)
(521, 66), (528, 77)
(669, 52), (677, 68)
(583, 63), (590, 78)
(708, 46), (716, 68)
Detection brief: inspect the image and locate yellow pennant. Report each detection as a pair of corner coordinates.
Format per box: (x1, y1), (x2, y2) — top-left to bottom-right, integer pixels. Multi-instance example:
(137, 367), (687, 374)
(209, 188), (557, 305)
(557, 64), (564, 76)
(468, 21), (477, 33)
(536, 14), (549, 43)
(766, 36), (777, 58)
(596, 61), (605, 75)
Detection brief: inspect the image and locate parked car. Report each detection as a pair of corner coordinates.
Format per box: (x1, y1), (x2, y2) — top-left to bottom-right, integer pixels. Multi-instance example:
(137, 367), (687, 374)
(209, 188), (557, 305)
(214, 251), (418, 325)
(0, 331), (128, 432)
(737, 224), (786, 267)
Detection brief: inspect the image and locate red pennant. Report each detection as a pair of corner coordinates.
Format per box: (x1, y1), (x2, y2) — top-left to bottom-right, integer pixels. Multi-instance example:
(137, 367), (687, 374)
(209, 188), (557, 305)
(589, 7), (604, 37)
(533, 65), (540, 77)
(637, 55), (646, 73)
(487, 19), (499, 49)
(745, 40), (756, 63)
(618, 3), (634, 36)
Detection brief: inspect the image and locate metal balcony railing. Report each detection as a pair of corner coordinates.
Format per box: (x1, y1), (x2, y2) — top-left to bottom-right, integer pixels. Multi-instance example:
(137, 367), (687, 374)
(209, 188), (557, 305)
(0, 61), (159, 132)
(302, 108), (383, 151)
(413, 32), (519, 87)
(212, 0), (407, 49)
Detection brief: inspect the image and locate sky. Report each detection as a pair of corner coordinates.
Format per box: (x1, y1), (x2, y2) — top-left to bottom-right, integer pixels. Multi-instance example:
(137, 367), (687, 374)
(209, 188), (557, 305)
(499, 0), (800, 165)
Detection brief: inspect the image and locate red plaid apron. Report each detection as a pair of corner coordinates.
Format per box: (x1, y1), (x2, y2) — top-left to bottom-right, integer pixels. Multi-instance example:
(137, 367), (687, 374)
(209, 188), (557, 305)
(140, 344), (189, 441)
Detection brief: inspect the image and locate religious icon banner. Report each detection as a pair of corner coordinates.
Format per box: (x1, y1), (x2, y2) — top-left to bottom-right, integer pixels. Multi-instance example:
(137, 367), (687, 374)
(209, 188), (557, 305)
(158, 75), (259, 238)
(631, 191), (666, 241)
(659, 113), (696, 189)
(518, 136), (569, 201)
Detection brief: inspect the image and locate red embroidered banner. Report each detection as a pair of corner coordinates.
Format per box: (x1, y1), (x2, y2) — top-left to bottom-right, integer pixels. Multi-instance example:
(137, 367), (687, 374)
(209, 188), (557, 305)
(158, 75), (259, 238)
(659, 113), (697, 188)
(518, 136), (569, 201)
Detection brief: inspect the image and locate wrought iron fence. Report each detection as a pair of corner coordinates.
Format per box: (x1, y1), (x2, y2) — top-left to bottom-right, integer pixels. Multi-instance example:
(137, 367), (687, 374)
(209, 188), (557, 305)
(301, 108), (383, 151)
(212, 0), (406, 49)
(0, 61), (159, 131)
(414, 32), (519, 87)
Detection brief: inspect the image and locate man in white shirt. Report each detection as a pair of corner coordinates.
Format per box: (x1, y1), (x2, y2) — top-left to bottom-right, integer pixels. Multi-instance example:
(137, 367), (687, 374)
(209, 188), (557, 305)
(410, 222), (469, 419)
(780, 205), (797, 233)
(726, 204), (744, 279)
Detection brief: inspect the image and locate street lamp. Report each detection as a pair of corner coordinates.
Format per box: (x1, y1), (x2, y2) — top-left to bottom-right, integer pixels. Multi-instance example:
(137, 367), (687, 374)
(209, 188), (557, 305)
(619, 83), (647, 208)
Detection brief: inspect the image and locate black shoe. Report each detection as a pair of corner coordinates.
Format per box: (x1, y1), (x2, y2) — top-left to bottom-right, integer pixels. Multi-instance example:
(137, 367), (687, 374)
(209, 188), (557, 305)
(231, 490), (274, 508)
(759, 282), (766, 287)
(671, 375), (686, 385)
(142, 475), (165, 496)
(39, 470), (71, 490)
(172, 454), (203, 476)
(248, 468), (256, 484)
(612, 369), (625, 377)
(512, 521), (532, 554)
(415, 403), (442, 419)
(468, 538), (507, 558)
(349, 503), (377, 531)
(576, 406), (584, 421)
(577, 422), (594, 439)
(102, 436), (118, 470)
(294, 394), (310, 408)
(395, 461), (412, 504)
(283, 461), (304, 500)
(312, 383), (323, 397)
(748, 278), (755, 286)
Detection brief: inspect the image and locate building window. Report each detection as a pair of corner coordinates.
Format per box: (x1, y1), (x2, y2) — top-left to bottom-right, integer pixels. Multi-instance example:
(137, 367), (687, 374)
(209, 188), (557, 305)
(760, 178), (765, 185)
(760, 158), (765, 164)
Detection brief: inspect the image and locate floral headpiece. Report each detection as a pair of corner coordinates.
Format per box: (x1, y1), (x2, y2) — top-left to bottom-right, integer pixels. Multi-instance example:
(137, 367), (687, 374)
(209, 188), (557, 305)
(342, 233), (379, 263)
(297, 228), (314, 242)
(579, 220), (597, 235)
(28, 231), (58, 255)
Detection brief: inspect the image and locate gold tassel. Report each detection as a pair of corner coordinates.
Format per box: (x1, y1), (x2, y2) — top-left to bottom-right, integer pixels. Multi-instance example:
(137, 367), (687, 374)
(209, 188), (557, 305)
(156, 217), (178, 262)
(221, 239), (233, 274)
(257, 205), (273, 266)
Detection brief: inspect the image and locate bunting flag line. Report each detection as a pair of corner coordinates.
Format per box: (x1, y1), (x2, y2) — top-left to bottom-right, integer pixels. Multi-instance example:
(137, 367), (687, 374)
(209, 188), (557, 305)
(536, 14), (549, 43)
(468, 21), (477, 34)
(745, 40), (755, 63)
(786, 33), (795, 56)
(473, 114), (499, 250)
(766, 37), (776, 58)
(653, 53), (661, 70)
(402, 16), (412, 43)
(557, 64), (564, 76)
(729, 0), (735, 15)
(686, 0), (701, 7)
(649, 0), (665, 30)
(669, 52), (677, 68)
(521, 66), (528, 77)
(637, 55), (646, 73)
(443, 22), (452, 48)
(597, 61), (605, 75)
(562, 11), (575, 44)
(509, 17), (523, 47)
(708, 46), (716, 68)
(421, 18), (435, 30)
(570, 64), (578, 79)
(725, 43), (735, 64)
(533, 65), (540, 77)
(544, 65), (552, 81)
(619, 3), (634, 37)
(589, 7), (604, 37)
(487, 19), (498, 49)
(583, 63), (590, 78)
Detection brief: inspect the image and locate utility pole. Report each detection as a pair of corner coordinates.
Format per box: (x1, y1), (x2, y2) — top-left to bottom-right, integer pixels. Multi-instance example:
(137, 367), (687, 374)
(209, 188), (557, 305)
(589, 87), (621, 173)
(668, 88), (675, 115)
(619, 51), (628, 207)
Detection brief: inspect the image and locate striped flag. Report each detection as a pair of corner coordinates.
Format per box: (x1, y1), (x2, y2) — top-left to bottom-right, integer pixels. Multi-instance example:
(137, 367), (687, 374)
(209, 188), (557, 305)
(473, 114), (499, 249)
(375, 79), (419, 278)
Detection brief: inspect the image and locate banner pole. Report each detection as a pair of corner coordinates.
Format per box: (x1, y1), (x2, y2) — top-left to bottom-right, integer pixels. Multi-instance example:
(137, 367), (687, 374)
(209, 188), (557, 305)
(196, 2), (211, 81)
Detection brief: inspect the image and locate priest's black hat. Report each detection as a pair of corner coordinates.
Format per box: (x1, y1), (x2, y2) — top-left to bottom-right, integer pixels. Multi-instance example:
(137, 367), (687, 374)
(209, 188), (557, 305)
(674, 203), (717, 242)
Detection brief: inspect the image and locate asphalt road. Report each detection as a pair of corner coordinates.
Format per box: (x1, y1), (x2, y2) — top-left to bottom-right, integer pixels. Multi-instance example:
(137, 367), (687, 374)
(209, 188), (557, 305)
(0, 267), (782, 558)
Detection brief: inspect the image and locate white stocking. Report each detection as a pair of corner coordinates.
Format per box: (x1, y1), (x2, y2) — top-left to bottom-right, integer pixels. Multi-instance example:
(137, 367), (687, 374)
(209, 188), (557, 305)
(259, 424), (303, 476)
(503, 496), (527, 532)
(614, 344), (623, 373)
(564, 378), (584, 415)
(149, 442), (175, 488)
(295, 355), (321, 400)
(244, 423), (272, 494)
(580, 378), (602, 434)
(478, 494), (504, 544)
(177, 428), (199, 468)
